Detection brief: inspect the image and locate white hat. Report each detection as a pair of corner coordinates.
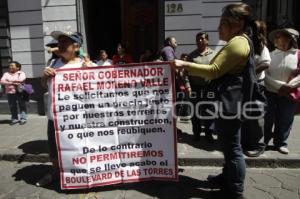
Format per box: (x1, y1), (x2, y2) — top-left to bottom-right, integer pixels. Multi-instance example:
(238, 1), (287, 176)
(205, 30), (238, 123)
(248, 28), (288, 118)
(269, 28), (299, 48)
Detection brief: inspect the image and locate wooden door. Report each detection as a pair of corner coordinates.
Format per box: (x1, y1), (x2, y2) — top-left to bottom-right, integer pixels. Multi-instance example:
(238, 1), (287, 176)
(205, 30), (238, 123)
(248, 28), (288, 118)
(122, 0), (158, 62)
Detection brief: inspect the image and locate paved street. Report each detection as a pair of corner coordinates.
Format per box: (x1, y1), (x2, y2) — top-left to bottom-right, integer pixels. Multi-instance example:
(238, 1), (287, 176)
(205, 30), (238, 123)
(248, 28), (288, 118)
(1, 114), (300, 198)
(0, 161), (300, 199)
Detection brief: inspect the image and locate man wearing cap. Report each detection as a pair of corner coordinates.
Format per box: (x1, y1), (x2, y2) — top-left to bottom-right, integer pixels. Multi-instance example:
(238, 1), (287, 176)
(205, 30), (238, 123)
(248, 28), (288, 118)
(46, 39), (59, 53)
(37, 30), (85, 187)
(45, 39), (59, 66)
(264, 28), (300, 154)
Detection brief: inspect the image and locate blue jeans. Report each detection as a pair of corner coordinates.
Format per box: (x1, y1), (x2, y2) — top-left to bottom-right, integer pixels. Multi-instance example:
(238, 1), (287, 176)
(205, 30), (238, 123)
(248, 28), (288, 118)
(7, 93), (27, 120)
(215, 118), (245, 194)
(264, 91), (296, 147)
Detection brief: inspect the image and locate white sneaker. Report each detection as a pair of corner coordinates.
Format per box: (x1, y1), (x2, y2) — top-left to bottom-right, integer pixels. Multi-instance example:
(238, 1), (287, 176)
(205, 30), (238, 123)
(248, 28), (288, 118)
(178, 116), (190, 123)
(278, 146), (289, 154)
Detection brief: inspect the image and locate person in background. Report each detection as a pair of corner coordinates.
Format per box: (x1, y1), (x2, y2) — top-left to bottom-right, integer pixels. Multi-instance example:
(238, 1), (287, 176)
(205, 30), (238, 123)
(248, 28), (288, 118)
(139, 49), (155, 62)
(264, 28), (300, 154)
(82, 53), (97, 67)
(173, 3), (257, 198)
(112, 43), (133, 65)
(41, 39), (60, 88)
(187, 32), (216, 143)
(241, 20), (271, 157)
(176, 53), (191, 122)
(45, 39), (59, 66)
(97, 50), (112, 66)
(160, 36), (177, 61)
(36, 31), (84, 187)
(160, 37), (185, 119)
(77, 32), (85, 58)
(0, 61), (27, 125)
(180, 53), (189, 61)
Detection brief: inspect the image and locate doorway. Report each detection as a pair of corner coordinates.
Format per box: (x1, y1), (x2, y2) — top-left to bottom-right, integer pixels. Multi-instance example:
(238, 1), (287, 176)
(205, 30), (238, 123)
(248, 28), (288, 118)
(82, 0), (121, 61)
(82, 0), (159, 62)
(122, 0), (158, 61)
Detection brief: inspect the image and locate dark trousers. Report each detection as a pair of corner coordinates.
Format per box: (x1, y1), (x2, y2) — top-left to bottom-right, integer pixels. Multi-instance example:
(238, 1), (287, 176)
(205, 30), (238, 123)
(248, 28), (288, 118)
(241, 84), (266, 151)
(241, 118), (265, 151)
(7, 93), (27, 120)
(190, 84), (215, 136)
(264, 91), (296, 147)
(47, 120), (58, 159)
(176, 91), (191, 117)
(216, 118), (245, 194)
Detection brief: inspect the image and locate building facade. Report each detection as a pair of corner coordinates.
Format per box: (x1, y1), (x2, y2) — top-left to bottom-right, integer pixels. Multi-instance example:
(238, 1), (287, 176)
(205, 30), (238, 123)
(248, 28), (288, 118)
(0, 0), (299, 114)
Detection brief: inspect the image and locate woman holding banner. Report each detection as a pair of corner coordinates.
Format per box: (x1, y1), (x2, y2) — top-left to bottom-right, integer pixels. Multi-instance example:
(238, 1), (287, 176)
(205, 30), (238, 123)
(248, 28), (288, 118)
(172, 3), (258, 199)
(36, 31), (84, 187)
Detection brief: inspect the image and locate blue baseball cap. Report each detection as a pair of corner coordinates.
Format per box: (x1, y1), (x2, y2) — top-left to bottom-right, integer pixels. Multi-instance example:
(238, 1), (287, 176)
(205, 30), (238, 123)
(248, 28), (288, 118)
(50, 31), (83, 46)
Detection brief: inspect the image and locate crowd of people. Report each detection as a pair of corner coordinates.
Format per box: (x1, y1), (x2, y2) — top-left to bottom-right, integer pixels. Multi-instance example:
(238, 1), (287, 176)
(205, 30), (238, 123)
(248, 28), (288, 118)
(166, 3), (299, 198)
(0, 2), (299, 198)
(172, 21), (299, 158)
(162, 14), (300, 159)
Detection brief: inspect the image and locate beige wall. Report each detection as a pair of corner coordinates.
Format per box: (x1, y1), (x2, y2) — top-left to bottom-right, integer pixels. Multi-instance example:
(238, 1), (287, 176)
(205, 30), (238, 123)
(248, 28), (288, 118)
(42, 0), (77, 63)
(164, 0), (240, 57)
(7, 0), (77, 78)
(8, 0), (44, 78)
(0, 0), (11, 70)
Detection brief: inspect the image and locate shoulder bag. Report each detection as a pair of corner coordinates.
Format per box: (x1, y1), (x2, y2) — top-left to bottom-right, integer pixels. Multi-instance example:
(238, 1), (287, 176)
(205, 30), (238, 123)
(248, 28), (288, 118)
(289, 50), (300, 102)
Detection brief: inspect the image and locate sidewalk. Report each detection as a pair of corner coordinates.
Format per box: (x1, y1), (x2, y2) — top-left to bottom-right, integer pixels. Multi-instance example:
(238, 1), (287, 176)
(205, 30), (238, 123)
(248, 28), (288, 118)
(0, 114), (300, 167)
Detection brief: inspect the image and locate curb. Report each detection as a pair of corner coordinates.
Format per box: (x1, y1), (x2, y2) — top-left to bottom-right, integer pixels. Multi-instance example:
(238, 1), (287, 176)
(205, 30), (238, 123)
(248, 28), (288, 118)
(178, 157), (300, 168)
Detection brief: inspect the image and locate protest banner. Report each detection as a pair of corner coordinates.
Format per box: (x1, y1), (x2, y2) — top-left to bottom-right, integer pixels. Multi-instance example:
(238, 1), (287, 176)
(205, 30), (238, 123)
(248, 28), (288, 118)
(52, 62), (178, 189)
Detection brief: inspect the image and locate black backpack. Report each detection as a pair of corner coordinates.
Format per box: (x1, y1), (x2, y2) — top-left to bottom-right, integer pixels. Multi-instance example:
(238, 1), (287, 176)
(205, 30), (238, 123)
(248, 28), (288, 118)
(212, 36), (266, 119)
(242, 37), (266, 118)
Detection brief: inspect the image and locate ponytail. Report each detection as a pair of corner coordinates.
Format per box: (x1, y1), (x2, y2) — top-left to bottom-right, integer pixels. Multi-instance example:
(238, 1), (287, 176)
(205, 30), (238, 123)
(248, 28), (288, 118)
(247, 20), (267, 55)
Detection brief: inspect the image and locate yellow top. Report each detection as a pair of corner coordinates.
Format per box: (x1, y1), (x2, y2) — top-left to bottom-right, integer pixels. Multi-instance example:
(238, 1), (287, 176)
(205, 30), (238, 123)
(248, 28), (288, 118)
(186, 35), (250, 80)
